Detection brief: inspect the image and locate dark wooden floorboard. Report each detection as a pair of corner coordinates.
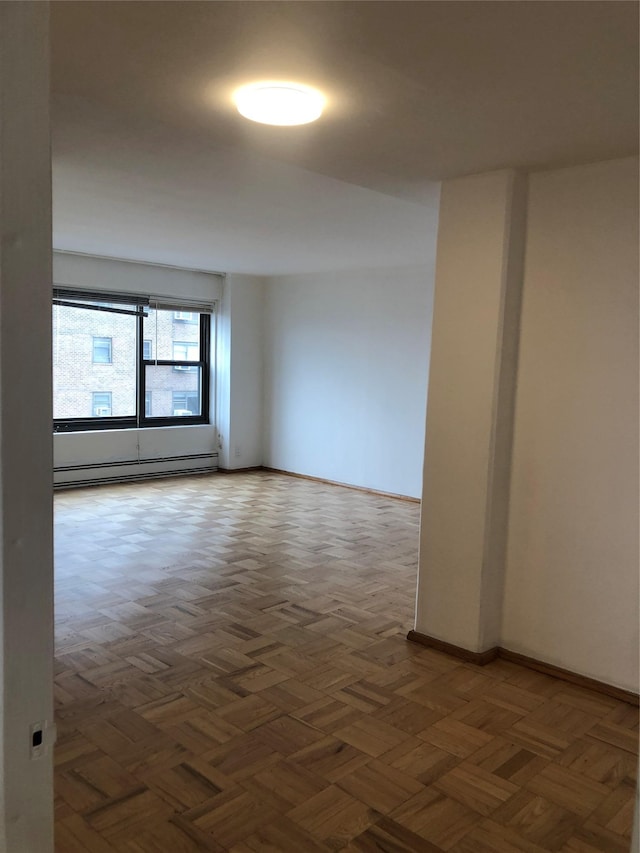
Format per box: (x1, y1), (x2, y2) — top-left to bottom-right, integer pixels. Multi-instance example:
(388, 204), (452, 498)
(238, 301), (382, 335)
(53, 472), (638, 851)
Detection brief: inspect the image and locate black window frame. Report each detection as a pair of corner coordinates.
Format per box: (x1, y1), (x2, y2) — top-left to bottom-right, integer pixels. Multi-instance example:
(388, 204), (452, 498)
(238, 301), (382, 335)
(53, 289), (211, 433)
(139, 311), (210, 428)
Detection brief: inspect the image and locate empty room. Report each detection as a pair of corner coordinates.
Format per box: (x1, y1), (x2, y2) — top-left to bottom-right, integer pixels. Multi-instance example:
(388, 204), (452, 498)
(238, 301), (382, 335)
(0, 2), (638, 851)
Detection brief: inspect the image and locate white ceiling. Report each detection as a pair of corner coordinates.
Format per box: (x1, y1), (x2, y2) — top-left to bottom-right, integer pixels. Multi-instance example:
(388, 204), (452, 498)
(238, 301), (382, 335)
(51, 1), (638, 275)
(52, 97), (440, 275)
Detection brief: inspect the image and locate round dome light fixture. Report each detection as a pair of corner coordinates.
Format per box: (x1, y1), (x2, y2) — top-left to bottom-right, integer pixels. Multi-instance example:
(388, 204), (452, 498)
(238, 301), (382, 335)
(233, 81), (325, 126)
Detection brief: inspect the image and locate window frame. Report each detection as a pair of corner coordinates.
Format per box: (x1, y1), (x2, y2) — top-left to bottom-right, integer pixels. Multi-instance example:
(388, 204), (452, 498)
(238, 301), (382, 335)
(139, 312), (210, 428)
(53, 289), (211, 433)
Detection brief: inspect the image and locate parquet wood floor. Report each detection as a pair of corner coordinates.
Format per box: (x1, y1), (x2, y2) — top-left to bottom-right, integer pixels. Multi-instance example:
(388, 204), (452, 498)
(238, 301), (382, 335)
(54, 471), (638, 852)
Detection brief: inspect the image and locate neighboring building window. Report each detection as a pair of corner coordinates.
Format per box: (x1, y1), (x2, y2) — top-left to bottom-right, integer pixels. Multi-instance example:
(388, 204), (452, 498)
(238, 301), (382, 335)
(172, 341), (199, 371)
(53, 290), (211, 432)
(92, 336), (112, 364)
(172, 391), (200, 417)
(173, 341), (199, 360)
(92, 392), (112, 417)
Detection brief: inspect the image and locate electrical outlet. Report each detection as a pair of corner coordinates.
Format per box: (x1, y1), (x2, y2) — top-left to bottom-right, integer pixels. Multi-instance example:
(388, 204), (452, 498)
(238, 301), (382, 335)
(30, 720), (56, 760)
(234, 445), (241, 458)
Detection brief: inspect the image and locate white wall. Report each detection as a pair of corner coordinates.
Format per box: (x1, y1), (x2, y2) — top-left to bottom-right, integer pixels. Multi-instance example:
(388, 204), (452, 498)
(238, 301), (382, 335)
(0, 4), (54, 849)
(503, 157), (639, 691)
(54, 426), (218, 485)
(52, 253), (221, 485)
(263, 264), (436, 498)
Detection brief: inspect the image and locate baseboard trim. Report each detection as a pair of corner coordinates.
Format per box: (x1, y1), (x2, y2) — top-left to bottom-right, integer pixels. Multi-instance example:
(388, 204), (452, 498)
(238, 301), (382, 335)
(407, 630), (499, 665)
(407, 631), (639, 706)
(497, 648), (639, 706)
(261, 467), (420, 503)
(216, 466), (263, 474)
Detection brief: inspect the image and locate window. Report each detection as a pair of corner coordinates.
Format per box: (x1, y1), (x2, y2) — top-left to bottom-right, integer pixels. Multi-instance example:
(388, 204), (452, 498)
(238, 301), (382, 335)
(54, 300), (136, 421)
(173, 311), (197, 323)
(172, 391), (200, 417)
(92, 392), (112, 417)
(173, 341), (199, 361)
(172, 341), (199, 371)
(53, 289), (212, 432)
(92, 336), (112, 364)
(142, 306), (208, 422)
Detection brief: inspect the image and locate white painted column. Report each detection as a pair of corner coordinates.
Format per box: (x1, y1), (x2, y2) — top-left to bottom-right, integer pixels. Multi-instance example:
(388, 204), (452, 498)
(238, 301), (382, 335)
(227, 274), (264, 470)
(415, 170), (526, 653)
(216, 276), (232, 469)
(0, 4), (55, 851)
(216, 274), (264, 470)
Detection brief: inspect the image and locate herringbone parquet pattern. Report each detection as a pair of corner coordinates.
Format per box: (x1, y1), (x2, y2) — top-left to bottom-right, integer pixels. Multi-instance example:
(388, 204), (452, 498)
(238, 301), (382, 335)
(54, 472), (638, 852)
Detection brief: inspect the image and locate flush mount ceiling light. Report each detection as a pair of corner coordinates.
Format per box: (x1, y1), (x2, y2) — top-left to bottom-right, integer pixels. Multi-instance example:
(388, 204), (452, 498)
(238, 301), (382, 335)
(233, 81), (325, 126)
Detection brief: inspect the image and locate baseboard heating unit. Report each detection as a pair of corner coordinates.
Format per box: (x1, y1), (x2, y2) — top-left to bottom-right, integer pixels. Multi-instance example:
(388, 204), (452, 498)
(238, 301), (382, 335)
(54, 452), (218, 489)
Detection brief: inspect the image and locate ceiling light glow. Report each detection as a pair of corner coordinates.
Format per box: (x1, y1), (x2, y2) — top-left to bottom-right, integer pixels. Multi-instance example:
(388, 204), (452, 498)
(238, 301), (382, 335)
(234, 81), (325, 126)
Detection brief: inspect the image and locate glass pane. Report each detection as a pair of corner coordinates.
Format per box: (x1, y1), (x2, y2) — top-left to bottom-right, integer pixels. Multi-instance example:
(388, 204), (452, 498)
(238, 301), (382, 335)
(143, 308), (200, 361)
(144, 364), (202, 417)
(53, 302), (137, 419)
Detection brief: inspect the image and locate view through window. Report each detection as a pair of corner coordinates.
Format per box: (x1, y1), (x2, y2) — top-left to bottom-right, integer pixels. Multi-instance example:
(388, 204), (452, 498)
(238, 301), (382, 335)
(53, 291), (211, 431)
